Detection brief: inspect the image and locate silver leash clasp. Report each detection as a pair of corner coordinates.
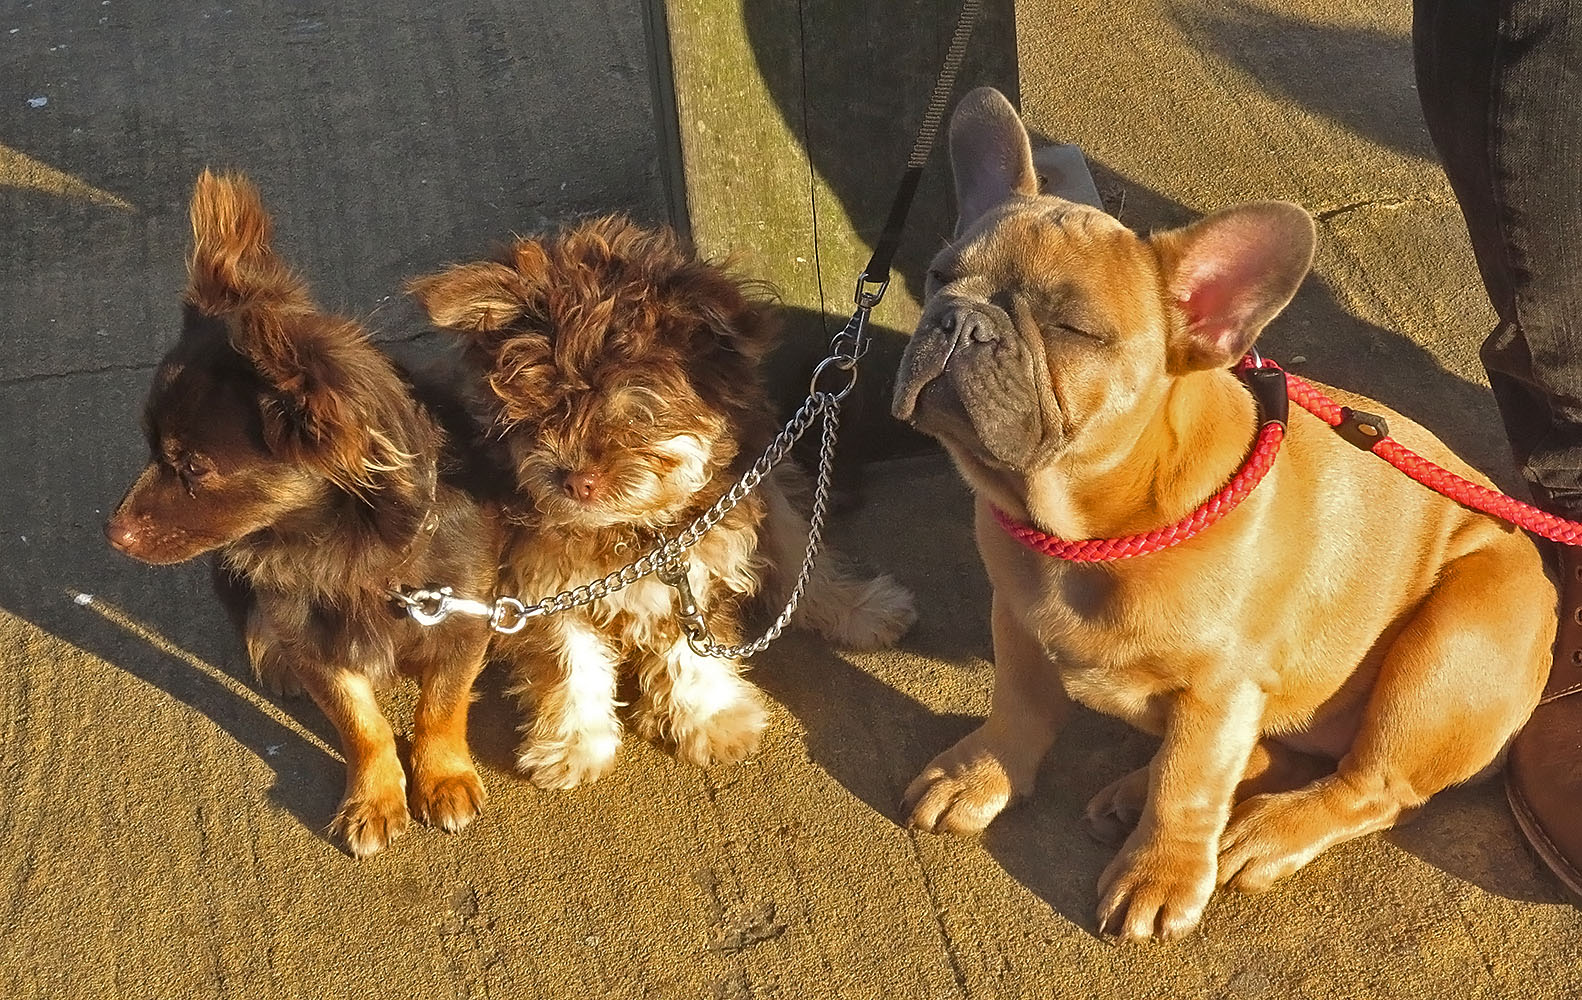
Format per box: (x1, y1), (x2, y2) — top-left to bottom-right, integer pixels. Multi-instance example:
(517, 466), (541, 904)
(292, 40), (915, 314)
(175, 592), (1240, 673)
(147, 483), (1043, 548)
(657, 558), (711, 653)
(394, 586), (539, 634)
(489, 596), (533, 635)
(401, 586), (459, 627)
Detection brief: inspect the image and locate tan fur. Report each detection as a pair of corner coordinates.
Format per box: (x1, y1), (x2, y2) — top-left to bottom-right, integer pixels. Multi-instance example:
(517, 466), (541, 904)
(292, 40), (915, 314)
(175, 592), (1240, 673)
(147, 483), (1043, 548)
(897, 88), (1554, 942)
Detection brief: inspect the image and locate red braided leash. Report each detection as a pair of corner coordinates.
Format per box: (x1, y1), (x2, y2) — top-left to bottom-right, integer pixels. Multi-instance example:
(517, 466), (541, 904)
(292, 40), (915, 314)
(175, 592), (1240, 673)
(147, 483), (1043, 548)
(995, 355), (1582, 562)
(1281, 369), (1582, 546)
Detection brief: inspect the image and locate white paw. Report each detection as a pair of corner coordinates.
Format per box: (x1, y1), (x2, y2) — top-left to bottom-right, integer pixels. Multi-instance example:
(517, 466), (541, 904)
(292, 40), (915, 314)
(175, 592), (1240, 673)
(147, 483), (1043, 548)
(516, 733), (620, 790)
(657, 691), (769, 768)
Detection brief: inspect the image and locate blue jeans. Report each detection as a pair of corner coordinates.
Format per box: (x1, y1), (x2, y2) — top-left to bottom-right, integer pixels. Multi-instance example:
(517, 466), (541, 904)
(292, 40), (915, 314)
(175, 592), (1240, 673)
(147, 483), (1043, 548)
(1414, 0), (1582, 515)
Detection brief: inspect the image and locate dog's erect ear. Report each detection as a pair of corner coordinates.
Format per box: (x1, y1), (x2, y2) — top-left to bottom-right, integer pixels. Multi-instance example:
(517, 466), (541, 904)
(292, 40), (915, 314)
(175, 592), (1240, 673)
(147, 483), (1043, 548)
(249, 312), (426, 518)
(186, 169), (306, 315)
(1152, 202), (1316, 372)
(406, 257), (534, 336)
(949, 87), (1038, 236)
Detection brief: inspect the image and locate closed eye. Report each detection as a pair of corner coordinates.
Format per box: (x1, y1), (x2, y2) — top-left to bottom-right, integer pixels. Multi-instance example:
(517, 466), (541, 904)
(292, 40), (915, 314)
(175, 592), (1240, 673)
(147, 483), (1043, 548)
(1056, 322), (1108, 345)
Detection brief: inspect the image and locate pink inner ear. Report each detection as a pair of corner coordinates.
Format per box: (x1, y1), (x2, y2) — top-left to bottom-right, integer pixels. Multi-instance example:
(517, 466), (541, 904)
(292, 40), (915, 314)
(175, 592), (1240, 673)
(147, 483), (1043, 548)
(1173, 228), (1272, 348)
(1176, 278), (1248, 352)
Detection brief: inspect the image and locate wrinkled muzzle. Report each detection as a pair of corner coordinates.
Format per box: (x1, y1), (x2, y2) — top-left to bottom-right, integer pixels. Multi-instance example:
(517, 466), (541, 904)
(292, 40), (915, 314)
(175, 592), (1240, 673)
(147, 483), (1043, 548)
(893, 297), (1044, 468)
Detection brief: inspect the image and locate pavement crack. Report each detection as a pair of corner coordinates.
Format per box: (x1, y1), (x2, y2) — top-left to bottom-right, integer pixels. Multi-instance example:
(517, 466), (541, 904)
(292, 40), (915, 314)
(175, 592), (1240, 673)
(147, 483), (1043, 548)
(1314, 194), (1447, 222)
(0, 361), (157, 386)
(906, 831), (973, 998)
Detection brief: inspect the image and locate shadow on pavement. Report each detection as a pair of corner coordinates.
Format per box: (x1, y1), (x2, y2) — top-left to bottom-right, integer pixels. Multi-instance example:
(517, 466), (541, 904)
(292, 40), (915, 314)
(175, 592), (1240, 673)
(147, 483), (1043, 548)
(1168, 0), (1435, 164)
(0, 537), (346, 844)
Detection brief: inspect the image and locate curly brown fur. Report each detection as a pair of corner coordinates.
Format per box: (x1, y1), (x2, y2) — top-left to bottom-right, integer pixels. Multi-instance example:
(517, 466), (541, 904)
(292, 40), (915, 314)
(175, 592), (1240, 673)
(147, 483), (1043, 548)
(106, 171), (503, 856)
(411, 216), (914, 787)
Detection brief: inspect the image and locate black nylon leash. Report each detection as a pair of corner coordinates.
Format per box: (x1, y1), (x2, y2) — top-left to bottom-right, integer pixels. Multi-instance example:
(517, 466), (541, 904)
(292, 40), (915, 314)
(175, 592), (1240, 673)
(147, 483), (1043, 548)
(856, 0), (982, 307)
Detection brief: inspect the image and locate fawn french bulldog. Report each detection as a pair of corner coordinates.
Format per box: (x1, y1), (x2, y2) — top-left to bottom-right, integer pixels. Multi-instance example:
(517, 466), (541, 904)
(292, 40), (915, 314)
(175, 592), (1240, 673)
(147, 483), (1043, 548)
(892, 87), (1553, 941)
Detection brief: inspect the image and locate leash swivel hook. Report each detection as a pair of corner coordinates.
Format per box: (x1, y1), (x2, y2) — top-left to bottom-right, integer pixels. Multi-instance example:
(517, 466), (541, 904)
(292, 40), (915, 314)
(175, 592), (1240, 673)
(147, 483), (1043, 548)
(657, 558), (712, 656)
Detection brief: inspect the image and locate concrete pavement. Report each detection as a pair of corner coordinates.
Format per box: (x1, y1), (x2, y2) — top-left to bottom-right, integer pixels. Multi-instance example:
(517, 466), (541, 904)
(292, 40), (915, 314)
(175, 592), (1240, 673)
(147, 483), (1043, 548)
(3, 1), (1580, 998)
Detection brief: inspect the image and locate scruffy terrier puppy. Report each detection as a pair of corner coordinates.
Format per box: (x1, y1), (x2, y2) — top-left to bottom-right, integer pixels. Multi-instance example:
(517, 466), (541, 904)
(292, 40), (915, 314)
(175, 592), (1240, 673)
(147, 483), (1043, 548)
(410, 217), (915, 788)
(106, 171), (502, 856)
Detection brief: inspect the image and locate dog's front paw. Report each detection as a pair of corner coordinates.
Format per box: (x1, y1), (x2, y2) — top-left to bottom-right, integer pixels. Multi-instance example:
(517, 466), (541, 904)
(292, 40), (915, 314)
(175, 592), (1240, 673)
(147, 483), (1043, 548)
(658, 692), (768, 768)
(1084, 767), (1149, 846)
(517, 734), (619, 791)
(412, 766), (486, 833)
(902, 728), (1025, 835)
(330, 787), (410, 859)
(1096, 832), (1216, 942)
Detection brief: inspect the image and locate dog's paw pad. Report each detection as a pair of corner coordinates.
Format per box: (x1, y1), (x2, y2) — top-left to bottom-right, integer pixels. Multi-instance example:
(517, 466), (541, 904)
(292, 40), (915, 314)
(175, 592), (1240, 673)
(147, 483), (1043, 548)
(412, 769), (486, 833)
(330, 792), (410, 858)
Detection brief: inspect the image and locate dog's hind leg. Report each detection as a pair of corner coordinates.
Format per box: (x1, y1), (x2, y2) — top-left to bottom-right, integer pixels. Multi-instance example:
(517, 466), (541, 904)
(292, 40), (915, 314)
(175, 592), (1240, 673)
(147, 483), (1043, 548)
(761, 466), (917, 650)
(1218, 545), (1552, 892)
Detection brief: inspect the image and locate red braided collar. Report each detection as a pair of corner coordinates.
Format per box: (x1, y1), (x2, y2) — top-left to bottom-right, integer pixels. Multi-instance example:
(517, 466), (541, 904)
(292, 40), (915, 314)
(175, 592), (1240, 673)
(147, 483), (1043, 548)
(993, 357), (1289, 562)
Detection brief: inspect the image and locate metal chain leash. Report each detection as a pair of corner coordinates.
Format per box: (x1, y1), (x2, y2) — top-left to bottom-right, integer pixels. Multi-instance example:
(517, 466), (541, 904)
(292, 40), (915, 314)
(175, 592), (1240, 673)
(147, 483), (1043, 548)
(663, 377), (842, 659)
(391, 304), (867, 647)
(393, 0), (982, 657)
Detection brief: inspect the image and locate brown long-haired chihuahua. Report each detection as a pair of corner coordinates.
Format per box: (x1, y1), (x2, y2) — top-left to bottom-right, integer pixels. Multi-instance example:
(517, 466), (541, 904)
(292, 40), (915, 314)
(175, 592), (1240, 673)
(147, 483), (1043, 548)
(106, 171), (503, 857)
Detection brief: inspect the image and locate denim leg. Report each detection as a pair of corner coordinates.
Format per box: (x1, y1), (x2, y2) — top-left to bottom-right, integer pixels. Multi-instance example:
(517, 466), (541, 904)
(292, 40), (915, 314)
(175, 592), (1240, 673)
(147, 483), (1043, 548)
(1414, 0), (1582, 515)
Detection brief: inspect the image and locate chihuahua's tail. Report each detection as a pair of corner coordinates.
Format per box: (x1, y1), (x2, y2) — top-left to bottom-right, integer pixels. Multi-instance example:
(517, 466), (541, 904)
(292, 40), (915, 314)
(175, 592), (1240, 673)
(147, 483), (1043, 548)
(760, 465), (917, 650)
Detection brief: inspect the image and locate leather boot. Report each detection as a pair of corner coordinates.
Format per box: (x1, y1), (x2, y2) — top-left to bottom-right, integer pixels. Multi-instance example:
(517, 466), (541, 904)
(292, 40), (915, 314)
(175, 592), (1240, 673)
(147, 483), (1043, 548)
(1506, 544), (1582, 905)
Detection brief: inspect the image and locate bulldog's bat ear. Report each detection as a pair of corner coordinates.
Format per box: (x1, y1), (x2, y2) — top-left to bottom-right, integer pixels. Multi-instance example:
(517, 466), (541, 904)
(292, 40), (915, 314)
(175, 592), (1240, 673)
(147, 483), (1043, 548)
(1153, 202), (1316, 372)
(949, 87), (1038, 236)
